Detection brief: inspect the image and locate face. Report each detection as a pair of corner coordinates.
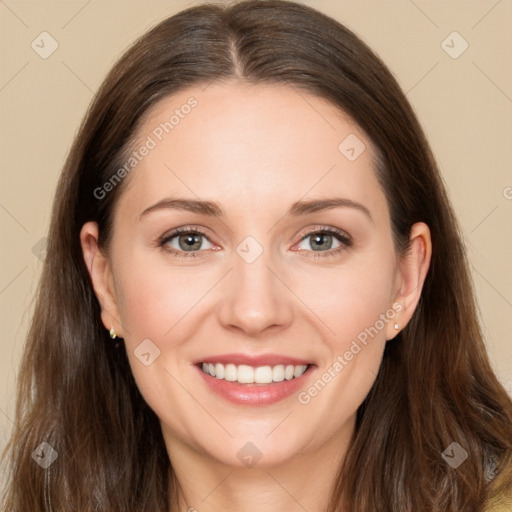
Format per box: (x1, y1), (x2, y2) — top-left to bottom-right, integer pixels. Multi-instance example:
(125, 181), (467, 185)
(81, 81), (430, 471)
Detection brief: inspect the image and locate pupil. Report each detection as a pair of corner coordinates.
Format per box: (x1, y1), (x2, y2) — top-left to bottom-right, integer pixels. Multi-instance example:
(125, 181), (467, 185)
(180, 234), (201, 251)
(313, 233), (331, 250)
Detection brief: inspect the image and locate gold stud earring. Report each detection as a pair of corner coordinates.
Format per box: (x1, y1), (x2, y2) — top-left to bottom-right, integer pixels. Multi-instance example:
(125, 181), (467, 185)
(109, 326), (117, 339)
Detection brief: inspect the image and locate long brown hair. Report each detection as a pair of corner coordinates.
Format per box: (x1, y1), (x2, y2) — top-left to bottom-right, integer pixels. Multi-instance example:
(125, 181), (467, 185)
(3, 1), (512, 510)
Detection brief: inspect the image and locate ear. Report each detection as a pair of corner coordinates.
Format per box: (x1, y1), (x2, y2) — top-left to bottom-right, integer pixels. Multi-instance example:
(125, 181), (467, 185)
(386, 222), (432, 340)
(80, 221), (125, 338)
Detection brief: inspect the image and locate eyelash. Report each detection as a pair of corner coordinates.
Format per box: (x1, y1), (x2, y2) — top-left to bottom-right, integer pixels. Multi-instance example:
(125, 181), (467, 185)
(157, 225), (353, 259)
(158, 226), (210, 259)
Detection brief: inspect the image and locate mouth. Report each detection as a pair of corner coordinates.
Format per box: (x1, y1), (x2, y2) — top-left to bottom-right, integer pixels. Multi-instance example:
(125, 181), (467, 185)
(199, 362), (309, 385)
(194, 355), (316, 406)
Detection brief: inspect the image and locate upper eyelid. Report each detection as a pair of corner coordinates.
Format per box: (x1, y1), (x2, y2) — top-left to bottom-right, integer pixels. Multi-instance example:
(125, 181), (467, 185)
(299, 225), (351, 239)
(159, 227), (213, 247)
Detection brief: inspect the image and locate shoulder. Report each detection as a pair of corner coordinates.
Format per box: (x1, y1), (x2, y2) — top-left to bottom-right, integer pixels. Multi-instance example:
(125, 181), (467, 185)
(486, 490), (512, 512)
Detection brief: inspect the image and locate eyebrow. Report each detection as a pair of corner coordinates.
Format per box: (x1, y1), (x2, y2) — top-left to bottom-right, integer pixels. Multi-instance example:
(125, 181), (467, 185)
(138, 197), (373, 223)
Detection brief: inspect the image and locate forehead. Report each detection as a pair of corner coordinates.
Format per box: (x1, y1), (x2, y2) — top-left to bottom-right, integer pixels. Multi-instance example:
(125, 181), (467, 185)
(116, 81), (386, 222)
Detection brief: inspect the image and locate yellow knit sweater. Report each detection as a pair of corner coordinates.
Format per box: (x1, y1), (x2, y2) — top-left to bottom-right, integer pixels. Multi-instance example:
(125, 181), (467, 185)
(487, 490), (512, 511)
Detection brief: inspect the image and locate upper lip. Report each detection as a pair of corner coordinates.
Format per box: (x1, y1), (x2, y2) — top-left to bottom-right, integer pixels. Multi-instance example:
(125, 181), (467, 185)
(195, 353), (314, 367)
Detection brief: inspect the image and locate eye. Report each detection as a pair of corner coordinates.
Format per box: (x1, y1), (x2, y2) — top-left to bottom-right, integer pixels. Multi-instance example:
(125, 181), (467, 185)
(295, 226), (352, 258)
(159, 227), (214, 258)
(158, 225), (352, 259)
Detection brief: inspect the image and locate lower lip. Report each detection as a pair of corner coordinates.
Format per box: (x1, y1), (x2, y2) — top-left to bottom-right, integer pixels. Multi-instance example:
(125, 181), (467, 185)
(196, 365), (314, 406)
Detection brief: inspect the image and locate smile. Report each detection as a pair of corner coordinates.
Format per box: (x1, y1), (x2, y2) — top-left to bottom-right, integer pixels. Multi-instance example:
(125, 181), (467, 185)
(201, 362), (309, 384)
(195, 355), (315, 406)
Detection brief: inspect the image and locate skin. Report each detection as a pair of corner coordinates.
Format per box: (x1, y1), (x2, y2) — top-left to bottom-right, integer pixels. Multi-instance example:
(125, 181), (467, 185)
(80, 81), (431, 512)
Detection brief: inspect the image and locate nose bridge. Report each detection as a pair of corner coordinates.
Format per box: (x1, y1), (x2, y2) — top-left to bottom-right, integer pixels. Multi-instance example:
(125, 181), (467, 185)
(218, 237), (294, 335)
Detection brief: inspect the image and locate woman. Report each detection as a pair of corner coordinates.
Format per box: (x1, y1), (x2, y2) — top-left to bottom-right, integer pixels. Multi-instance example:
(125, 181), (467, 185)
(2, 1), (512, 510)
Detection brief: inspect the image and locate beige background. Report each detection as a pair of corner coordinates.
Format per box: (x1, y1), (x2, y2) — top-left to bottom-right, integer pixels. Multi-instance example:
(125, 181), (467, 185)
(1, 0), (511, 463)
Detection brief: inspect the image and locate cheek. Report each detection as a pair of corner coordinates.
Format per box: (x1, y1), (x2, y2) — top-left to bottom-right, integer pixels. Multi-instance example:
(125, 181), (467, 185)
(112, 258), (200, 429)
(293, 256), (396, 345)
(291, 252), (396, 414)
(293, 270), (393, 438)
(114, 253), (210, 342)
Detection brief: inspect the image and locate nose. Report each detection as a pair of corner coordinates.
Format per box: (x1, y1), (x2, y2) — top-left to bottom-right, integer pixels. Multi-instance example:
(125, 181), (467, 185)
(217, 247), (294, 337)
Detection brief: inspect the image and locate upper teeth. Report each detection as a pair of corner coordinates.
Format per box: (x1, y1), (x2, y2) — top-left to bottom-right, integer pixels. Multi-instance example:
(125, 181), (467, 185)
(202, 363), (308, 384)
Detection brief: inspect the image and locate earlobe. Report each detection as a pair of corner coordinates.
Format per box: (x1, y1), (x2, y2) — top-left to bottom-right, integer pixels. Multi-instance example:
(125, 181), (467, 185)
(386, 222), (432, 340)
(79, 221), (124, 338)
